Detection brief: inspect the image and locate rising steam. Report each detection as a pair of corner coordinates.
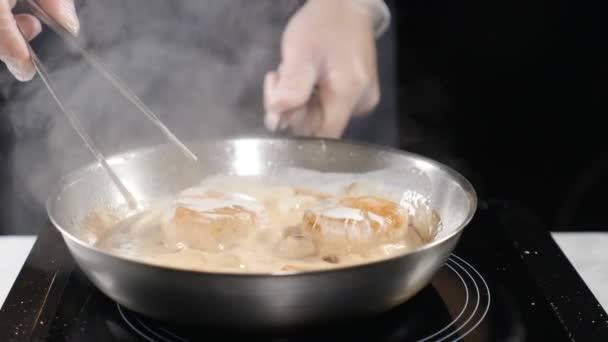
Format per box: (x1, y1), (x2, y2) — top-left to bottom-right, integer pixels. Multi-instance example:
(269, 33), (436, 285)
(3, 0), (303, 232)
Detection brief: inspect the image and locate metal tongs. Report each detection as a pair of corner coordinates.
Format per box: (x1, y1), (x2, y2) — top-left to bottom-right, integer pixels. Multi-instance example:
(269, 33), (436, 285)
(17, 0), (197, 210)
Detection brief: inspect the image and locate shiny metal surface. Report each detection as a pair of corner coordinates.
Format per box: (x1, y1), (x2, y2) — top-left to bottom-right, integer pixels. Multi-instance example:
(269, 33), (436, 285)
(46, 137), (477, 329)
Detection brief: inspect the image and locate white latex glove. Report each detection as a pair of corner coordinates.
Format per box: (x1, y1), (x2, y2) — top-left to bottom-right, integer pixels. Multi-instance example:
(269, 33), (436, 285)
(264, 0), (389, 138)
(1, 0), (79, 81)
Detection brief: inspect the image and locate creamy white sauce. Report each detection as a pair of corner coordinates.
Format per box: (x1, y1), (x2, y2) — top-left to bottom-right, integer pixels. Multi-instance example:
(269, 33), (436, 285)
(87, 174), (441, 274)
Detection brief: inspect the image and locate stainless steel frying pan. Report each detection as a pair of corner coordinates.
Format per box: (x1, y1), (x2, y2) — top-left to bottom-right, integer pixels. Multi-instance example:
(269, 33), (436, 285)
(46, 137), (477, 330)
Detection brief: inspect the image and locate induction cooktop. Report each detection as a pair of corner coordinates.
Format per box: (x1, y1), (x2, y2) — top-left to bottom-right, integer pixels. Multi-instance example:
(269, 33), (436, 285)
(1, 200), (607, 341)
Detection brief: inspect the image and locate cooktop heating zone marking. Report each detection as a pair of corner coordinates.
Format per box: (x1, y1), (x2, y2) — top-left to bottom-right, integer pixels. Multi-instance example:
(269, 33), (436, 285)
(117, 254), (491, 342)
(422, 254), (491, 342)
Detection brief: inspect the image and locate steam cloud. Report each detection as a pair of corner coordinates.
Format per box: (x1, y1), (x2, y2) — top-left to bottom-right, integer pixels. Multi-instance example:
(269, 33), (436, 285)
(3, 0), (303, 233)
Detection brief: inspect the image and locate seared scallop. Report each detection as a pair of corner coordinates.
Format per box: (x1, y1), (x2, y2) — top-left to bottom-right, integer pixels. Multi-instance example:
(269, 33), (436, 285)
(301, 196), (410, 255)
(161, 187), (266, 251)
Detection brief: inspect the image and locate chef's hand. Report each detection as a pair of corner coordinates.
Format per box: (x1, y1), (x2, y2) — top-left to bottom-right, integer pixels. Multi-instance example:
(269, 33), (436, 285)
(264, 0), (388, 138)
(1, 0), (79, 81)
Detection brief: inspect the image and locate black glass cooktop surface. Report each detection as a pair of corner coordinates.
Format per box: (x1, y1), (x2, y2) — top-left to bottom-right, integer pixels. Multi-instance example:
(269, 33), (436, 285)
(1, 201), (607, 341)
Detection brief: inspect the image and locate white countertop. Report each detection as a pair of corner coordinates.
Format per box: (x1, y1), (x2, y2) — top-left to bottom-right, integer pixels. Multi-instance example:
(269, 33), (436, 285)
(1, 233), (607, 310)
(551, 232), (608, 310)
(0, 236), (37, 309)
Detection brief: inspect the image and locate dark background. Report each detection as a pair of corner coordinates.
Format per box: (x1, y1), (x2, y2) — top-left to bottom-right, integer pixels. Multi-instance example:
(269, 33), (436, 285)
(1, 0), (607, 233)
(393, 0), (607, 230)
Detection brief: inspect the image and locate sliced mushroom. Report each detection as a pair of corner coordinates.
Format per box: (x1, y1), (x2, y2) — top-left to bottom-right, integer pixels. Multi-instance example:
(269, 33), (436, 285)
(280, 264), (313, 272)
(410, 204), (441, 242)
(275, 229), (317, 259)
(322, 255), (340, 264)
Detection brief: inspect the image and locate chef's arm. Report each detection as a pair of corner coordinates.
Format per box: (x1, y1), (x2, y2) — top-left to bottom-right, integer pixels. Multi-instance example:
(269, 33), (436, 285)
(263, 0), (391, 138)
(0, 0), (79, 81)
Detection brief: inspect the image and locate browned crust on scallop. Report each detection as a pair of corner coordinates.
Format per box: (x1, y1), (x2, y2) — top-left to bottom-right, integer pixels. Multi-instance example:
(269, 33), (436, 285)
(164, 197), (263, 251)
(338, 196), (407, 231)
(302, 196), (408, 234)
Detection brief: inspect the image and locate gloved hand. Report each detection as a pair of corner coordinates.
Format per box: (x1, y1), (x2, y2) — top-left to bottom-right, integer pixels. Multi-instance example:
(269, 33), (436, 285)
(1, 0), (79, 81)
(264, 0), (389, 138)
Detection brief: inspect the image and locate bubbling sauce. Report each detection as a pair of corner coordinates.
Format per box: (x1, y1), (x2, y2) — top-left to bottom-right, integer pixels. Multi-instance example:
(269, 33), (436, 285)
(85, 172), (441, 274)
